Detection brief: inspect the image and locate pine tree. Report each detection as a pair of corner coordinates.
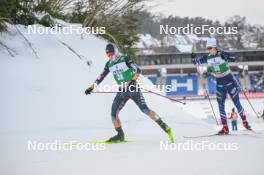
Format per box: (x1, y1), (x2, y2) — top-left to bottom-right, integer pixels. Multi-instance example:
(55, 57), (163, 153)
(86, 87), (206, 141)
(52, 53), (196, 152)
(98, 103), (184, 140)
(70, 0), (87, 23)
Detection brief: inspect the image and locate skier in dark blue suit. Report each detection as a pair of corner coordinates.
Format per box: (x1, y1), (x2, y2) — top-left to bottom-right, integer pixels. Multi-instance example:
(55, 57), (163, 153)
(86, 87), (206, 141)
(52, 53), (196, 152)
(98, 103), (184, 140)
(192, 38), (252, 134)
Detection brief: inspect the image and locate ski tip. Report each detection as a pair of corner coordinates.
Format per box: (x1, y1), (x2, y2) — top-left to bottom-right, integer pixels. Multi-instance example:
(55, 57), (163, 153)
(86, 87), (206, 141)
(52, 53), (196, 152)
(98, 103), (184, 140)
(247, 128), (256, 133)
(168, 132), (175, 143)
(169, 99), (186, 105)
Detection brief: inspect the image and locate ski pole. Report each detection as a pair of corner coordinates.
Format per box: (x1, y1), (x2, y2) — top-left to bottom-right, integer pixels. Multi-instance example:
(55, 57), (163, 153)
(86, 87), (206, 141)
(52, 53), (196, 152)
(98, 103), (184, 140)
(203, 85), (219, 125)
(243, 91), (260, 118)
(92, 91), (120, 94)
(234, 79), (260, 119)
(93, 90), (186, 105)
(92, 91), (150, 94)
(196, 66), (219, 125)
(136, 74), (186, 105)
(140, 87), (186, 105)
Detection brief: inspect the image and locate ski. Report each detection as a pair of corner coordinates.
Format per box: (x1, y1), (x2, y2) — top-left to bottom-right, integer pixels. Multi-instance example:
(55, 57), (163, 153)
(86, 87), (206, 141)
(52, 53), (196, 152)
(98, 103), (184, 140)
(91, 140), (133, 144)
(183, 129), (258, 139)
(247, 128), (257, 133)
(183, 133), (221, 139)
(167, 129), (175, 143)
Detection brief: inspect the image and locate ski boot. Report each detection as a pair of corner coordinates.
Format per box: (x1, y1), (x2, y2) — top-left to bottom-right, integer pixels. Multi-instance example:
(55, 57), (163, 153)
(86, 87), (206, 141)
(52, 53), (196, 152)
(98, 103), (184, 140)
(156, 118), (174, 143)
(218, 124), (229, 135)
(107, 127), (125, 143)
(242, 120), (252, 130)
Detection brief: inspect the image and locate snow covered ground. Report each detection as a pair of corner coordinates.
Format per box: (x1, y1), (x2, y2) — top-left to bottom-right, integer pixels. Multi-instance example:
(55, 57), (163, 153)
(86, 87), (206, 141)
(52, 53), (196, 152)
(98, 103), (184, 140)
(0, 24), (264, 175)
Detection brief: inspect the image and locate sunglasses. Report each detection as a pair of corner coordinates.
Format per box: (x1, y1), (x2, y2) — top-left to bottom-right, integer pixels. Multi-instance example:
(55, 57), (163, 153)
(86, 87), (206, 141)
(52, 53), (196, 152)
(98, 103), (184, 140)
(207, 47), (213, 50)
(106, 51), (115, 57)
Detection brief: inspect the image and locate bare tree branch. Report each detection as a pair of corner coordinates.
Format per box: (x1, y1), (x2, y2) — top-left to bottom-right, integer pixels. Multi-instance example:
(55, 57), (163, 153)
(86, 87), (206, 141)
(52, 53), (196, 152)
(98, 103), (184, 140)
(14, 25), (39, 59)
(0, 41), (17, 57)
(57, 39), (92, 66)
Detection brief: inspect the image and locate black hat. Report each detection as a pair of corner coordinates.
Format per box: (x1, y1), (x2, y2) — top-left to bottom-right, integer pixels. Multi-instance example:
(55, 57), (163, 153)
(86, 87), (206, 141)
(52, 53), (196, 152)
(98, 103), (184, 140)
(105, 43), (115, 53)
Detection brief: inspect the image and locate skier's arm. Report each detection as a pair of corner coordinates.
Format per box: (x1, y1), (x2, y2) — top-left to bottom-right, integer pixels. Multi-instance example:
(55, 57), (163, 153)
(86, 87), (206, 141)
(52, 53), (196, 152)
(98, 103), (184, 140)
(94, 63), (110, 85)
(125, 56), (141, 80)
(220, 50), (236, 62)
(192, 55), (208, 65)
(85, 63), (109, 95)
(125, 56), (141, 74)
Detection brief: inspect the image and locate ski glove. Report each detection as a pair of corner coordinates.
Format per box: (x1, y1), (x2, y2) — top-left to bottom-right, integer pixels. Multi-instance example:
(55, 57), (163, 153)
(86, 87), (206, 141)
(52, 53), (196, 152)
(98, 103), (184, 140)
(132, 74), (140, 81)
(220, 52), (228, 61)
(191, 53), (198, 65)
(85, 84), (96, 95)
(191, 52), (196, 59)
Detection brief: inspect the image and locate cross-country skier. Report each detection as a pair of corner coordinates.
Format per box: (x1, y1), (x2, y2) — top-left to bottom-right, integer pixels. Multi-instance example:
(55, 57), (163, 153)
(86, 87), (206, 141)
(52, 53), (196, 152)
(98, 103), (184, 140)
(191, 38), (252, 135)
(85, 43), (174, 142)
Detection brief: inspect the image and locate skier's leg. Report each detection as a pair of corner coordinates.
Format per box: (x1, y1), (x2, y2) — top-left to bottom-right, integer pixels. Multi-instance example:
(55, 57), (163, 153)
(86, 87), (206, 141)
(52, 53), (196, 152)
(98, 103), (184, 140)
(109, 92), (129, 142)
(227, 82), (245, 118)
(216, 85), (228, 125)
(111, 93), (125, 127)
(227, 80), (251, 130)
(130, 91), (162, 120)
(129, 90), (151, 116)
(216, 85), (229, 134)
(130, 91), (174, 142)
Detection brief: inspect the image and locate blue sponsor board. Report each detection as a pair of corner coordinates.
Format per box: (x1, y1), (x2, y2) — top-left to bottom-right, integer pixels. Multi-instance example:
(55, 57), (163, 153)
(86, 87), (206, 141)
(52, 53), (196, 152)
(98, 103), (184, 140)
(249, 73), (264, 92)
(147, 76), (157, 85)
(148, 74), (247, 96)
(166, 75), (198, 96)
(147, 75), (198, 96)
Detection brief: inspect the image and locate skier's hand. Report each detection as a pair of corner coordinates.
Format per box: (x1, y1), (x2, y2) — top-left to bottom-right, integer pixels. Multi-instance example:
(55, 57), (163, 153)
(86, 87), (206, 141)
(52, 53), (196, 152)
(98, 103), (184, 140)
(85, 84), (96, 95)
(220, 51), (232, 62)
(220, 52), (228, 61)
(191, 53), (198, 65)
(191, 52), (196, 59)
(132, 74), (140, 81)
